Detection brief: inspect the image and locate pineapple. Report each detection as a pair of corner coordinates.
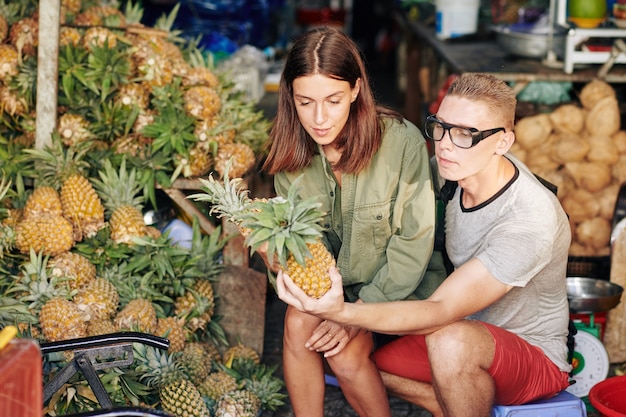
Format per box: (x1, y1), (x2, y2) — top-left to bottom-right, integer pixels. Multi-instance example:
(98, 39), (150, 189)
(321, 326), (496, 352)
(50, 251), (97, 291)
(61, 0), (82, 15)
(8, 17), (38, 57)
(114, 298), (157, 333)
(59, 27), (81, 47)
(86, 318), (117, 336)
(115, 82), (150, 110)
(15, 214), (75, 256)
(224, 342), (261, 366)
(92, 158), (149, 244)
(190, 166), (334, 298)
(154, 316), (187, 353)
(39, 297), (88, 342)
(23, 186), (63, 219)
(0, 84), (28, 116)
(160, 378), (211, 417)
(133, 344), (211, 417)
(183, 143), (213, 178)
(73, 277), (119, 320)
(182, 65), (219, 88)
(81, 26), (117, 51)
(198, 370), (238, 401)
(215, 389), (261, 417)
(57, 113), (93, 146)
(214, 142), (256, 179)
(180, 342), (210, 384)
(0, 44), (19, 80)
(0, 14), (7, 43)
(174, 278), (215, 333)
(61, 174), (106, 241)
(183, 85), (221, 121)
(75, 5), (126, 28)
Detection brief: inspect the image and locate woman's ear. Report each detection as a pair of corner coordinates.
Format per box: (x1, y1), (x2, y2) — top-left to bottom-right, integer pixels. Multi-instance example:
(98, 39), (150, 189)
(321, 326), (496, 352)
(351, 78), (361, 102)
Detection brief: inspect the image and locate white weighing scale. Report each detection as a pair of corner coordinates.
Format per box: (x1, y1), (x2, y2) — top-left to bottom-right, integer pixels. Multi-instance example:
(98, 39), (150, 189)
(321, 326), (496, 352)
(565, 277), (624, 398)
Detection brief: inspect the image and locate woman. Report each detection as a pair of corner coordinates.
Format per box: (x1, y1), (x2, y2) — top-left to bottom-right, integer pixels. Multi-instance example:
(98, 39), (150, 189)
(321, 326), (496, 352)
(262, 26), (446, 417)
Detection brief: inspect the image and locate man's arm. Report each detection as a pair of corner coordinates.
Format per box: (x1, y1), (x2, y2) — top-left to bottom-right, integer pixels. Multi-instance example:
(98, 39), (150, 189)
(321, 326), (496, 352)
(277, 259), (513, 335)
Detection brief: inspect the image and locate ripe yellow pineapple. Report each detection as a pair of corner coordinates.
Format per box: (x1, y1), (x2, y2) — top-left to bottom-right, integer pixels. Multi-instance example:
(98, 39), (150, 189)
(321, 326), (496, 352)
(198, 371), (238, 401)
(73, 277), (119, 320)
(214, 142), (256, 179)
(154, 316), (187, 352)
(75, 5), (126, 27)
(0, 14), (7, 43)
(183, 143), (213, 178)
(0, 44), (19, 80)
(81, 26), (117, 50)
(184, 85), (221, 121)
(59, 27), (81, 47)
(57, 113), (93, 146)
(174, 278), (215, 333)
(190, 166), (334, 298)
(61, 0), (82, 14)
(92, 159), (149, 244)
(39, 297), (88, 342)
(23, 186), (63, 219)
(50, 251), (97, 291)
(224, 342), (261, 366)
(86, 318), (117, 336)
(0, 84), (28, 116)
(8, 17), (38, 57)
(114, 298), (157, 333)
(15, 214), (75, 256)
(160, 379), (211, 417)
(115, 82), (150, 110)
(61, 174), (106, 241)
(215, 389), (261, 417)
(182, 66), (220, 88)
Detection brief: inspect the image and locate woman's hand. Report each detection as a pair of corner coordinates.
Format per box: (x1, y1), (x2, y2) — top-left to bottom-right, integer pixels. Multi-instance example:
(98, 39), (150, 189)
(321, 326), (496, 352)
(276, 265), (346, 317)
(305, 319), (359, 357)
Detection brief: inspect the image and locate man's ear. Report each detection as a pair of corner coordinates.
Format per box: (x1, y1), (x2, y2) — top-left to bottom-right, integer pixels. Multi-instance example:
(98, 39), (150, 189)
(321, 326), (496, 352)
(496, 131), (515, 155)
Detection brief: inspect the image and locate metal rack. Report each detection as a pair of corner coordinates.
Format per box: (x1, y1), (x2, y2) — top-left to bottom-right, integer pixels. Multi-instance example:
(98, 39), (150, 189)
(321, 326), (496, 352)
(554, 0), (626, 73)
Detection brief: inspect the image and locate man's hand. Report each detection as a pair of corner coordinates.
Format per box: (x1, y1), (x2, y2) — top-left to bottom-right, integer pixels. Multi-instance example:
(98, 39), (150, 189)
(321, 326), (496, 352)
(276, 265), (346, 319)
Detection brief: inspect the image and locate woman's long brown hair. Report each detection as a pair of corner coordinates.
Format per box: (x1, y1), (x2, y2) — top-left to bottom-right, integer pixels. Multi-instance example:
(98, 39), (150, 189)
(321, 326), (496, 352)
(263, 26), (401, 175)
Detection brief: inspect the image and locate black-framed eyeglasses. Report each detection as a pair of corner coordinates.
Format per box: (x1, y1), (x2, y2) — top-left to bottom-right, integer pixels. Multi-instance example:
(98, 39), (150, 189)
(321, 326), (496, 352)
(424, 115), (505, 149)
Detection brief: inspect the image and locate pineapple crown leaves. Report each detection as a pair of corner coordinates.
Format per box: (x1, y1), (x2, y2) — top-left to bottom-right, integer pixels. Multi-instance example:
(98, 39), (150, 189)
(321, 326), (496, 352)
(7, 249), (74, 313)
(133, 343), (187, 388)
(242, 176), (326, 268)
(92, 157), (145, 213)
(22, 134), (91, 189)
(84, 43), (133, 101)
(123, 1), (144, 25)
(241, 365), (287, 411)
(141, 101), (197, 158)
(188, 159), (252, 224)
(153, 2), (186, 46)
(0, 297), (37, 326)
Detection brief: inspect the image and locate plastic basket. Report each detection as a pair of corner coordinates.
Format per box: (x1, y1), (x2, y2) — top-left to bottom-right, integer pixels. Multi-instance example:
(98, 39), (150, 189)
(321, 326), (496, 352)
(567, 256), (611, 280)
(589, 376), (626, 417)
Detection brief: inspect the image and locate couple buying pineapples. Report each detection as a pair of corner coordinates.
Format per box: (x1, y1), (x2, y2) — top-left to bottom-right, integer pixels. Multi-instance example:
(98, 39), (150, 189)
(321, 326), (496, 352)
(193, 26), (572, 417)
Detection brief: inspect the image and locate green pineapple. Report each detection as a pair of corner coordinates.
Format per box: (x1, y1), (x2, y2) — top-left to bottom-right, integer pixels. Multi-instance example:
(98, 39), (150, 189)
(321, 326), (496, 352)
(180, 342), (210, 384)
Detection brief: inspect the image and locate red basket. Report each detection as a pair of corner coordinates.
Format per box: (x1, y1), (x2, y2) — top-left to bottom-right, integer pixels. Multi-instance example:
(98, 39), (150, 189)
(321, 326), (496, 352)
(589, 376), (626, 417)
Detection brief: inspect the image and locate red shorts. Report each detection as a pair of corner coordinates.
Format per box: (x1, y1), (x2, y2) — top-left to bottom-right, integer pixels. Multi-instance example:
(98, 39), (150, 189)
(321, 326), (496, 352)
(373, 322), (570, 405)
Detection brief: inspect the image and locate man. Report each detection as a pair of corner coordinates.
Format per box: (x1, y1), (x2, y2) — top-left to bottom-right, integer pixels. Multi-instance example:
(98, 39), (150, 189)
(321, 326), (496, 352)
(276, 72), (572, 417)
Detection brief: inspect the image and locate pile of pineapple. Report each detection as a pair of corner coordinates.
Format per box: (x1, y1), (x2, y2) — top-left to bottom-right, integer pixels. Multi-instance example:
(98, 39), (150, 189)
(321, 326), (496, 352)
(0, 0), (284, 416)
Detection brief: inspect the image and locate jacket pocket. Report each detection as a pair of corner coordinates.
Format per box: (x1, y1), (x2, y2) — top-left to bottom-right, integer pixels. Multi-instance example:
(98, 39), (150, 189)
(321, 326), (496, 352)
(354, 201), (393, 254)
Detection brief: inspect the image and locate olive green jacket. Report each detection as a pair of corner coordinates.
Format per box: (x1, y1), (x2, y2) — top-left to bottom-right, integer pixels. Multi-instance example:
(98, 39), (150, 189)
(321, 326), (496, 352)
(273, 118), (446, 303)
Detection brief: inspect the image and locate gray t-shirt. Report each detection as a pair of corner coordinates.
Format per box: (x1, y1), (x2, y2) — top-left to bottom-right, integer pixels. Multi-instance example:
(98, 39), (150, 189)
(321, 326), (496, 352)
(445, 154), (572, 372)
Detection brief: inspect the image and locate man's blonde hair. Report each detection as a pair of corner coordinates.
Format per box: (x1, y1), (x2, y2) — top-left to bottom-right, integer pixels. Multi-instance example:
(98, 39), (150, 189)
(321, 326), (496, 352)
(447, 73), (517, 131)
